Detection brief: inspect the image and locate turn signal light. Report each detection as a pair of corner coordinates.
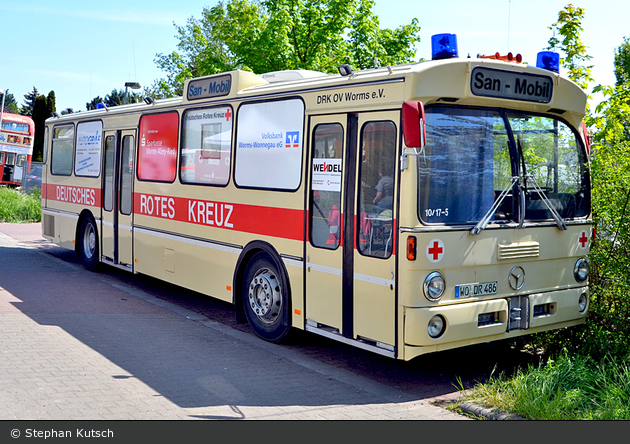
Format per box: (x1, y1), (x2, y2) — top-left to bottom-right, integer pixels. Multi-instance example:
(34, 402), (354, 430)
(407, 236), (417, 261)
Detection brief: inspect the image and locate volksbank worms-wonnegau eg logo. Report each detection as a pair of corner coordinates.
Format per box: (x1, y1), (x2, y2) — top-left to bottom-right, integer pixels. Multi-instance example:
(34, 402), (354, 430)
(285, 131), (300, 148)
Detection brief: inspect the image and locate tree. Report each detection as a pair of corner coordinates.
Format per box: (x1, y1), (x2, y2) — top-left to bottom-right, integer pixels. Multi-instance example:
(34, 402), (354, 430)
(1, 90), (19, 114)
(530, 8), (630, 358)
(31, 95), (50, 162)
(86, 96), (105, 111)
(103, 88), (142, 107)
(346, 0), (420, 69)
(613, 37), (630, 87)
(46, 91), (56, 116)
(546, 4), (594, 109)
(21, 86), (39, 116)
(575, 33), (630, 357)
(151, 0), (421, 97)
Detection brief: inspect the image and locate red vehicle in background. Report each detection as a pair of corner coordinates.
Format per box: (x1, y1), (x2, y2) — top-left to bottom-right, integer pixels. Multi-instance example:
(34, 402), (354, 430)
(0, 112), (34, 186)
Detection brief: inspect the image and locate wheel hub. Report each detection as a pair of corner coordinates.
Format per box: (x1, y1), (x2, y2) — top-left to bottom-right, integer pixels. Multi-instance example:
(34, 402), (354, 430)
(83, 224), (95, 258)
(248, 269), (282, 324)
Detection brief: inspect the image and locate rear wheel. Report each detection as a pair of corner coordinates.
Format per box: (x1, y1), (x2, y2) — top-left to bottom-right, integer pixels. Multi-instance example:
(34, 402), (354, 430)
(79, 215), (99, 271)
(242, 252), (291, 342)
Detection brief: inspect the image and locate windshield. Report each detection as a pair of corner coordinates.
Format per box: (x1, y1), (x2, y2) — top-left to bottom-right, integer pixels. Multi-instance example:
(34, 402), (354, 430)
(418, 106), (589, 226)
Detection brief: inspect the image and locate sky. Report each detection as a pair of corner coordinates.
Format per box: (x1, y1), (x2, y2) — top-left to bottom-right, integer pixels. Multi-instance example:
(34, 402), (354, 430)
(1, 0), (627, 113)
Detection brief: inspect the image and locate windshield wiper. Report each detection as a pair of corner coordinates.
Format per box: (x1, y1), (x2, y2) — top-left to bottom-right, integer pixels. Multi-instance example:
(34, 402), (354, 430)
(470, 176), (518, 235)
(525, 175), (567, 231)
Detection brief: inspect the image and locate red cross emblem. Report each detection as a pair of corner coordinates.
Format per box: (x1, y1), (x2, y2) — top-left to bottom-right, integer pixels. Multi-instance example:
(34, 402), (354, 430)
(427, 239), (445, 263)
(225, 108), (232, 121)
(578, 231), (588, 249)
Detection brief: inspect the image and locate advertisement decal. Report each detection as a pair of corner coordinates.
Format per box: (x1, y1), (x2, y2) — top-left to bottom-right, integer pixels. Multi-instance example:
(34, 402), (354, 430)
(75, 121), (103, 177)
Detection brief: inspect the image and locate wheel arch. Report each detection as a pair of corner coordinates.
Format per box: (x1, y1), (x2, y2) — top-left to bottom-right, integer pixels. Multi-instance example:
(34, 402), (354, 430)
(75, 210), (98, 257)
(233, 241), (292, 325)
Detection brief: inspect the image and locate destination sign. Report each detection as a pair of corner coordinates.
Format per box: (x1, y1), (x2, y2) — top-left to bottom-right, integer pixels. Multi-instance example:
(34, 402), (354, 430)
(187, 74), (232, 101)
(471, 67), (553, 103)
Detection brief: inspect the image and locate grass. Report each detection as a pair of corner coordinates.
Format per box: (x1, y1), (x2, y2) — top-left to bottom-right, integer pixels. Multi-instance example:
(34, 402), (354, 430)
(461, 351), (630, 420)
(0, 186), (41, 223)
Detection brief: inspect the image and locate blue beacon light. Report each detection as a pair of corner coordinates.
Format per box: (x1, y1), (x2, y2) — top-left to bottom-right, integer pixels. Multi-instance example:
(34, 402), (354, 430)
(431, 33), (459, 60)
(536, 51), (560, 73)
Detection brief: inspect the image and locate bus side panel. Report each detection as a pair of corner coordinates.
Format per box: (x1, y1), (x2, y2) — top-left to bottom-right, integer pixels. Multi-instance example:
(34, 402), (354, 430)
(132, 226), (239, 304)
(42, 174), (101, 250)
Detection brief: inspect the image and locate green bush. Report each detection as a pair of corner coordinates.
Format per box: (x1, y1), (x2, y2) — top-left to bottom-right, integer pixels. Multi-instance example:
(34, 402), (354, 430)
(0, 187), (42, 223)
(526, 141), (630, 361)
(464, 352), (630, 420)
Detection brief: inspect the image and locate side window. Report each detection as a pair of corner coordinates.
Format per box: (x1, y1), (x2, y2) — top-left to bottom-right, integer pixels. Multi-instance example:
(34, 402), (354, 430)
(138, 112), (179, 182)
(75, 121), (103, 177)
(180, 106), (233, 185)
(42, 126), (49, 165)
(358, 121), (397, 258)
(234, 99), (304, 190)
(309, 124), (344, 249)
(51, 124), (74, 176)
(0, 152), (5, 164)
(103, 135), (116, 212)
(120, 136), (134, 215)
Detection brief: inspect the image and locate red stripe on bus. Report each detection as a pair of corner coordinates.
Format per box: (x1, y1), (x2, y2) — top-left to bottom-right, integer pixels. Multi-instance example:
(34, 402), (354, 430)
(134, 192), (305, 241)
(45, 183), (102, 207)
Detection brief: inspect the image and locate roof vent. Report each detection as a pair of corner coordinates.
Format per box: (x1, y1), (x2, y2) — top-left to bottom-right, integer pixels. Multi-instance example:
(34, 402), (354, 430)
(258, 70), (328, 83)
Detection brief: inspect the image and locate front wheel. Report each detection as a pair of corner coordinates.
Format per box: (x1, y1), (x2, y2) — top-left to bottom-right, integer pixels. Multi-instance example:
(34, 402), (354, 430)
(78, 215), (99, 271)
(242, 252), (291, 343)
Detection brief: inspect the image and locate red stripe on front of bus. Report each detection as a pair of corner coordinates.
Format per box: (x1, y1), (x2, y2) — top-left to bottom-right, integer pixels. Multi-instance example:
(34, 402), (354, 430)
(134, 193), (304, 241)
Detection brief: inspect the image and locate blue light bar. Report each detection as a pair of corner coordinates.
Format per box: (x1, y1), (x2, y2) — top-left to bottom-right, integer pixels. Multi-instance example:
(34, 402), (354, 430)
(431, 33), (459, 60)
(536, 51), (560, 73)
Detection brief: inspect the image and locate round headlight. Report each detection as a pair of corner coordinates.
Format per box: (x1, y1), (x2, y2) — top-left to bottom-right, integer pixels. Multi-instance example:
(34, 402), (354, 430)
(423, 271), (446, 301)
(578, 293), (588, 313)
(427, 315), (446, 338)
(574, 257), (589, 282)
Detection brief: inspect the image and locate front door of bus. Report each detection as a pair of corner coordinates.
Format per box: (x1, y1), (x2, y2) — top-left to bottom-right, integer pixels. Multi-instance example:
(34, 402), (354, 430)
(101, 130), (135, 270)
(306, 111), (399, 353)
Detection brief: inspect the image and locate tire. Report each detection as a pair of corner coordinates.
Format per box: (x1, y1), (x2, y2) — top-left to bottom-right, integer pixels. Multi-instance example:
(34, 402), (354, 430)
(78, 215), (99, 271)
(242, 251), (291, 342)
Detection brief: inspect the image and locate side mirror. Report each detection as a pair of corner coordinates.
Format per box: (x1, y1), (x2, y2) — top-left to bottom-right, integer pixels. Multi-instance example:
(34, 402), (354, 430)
(402, 101), (426, 148)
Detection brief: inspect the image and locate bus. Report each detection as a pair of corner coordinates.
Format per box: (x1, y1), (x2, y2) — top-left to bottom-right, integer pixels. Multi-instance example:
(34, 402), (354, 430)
(40, 34), (592, 360)
(0, 112), (34, 186)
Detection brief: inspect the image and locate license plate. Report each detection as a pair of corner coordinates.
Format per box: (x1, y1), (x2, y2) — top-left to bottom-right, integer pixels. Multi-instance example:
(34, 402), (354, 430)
(455, 281), (498, 299)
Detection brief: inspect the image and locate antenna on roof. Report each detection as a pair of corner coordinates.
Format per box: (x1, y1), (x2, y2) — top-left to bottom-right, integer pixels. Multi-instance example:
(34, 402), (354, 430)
(507, 0), (511, 52)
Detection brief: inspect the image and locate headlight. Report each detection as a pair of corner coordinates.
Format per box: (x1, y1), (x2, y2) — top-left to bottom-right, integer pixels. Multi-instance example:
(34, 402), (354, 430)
(423, 271), (445, 301)
(574, 257), (589, 282)
(427, 315), (446, 338)
(578, 293), (588, 313)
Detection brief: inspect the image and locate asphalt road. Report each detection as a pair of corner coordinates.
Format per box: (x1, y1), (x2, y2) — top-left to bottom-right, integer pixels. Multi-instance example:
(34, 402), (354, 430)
(0, 223), (542, 421)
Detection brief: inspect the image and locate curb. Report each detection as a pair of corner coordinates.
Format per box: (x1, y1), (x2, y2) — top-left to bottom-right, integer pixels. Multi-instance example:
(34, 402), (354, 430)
(456, 402), (527, 420)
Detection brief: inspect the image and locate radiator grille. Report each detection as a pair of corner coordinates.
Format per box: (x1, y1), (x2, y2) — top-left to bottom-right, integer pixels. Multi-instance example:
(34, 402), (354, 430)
(497, 241), (539, 260)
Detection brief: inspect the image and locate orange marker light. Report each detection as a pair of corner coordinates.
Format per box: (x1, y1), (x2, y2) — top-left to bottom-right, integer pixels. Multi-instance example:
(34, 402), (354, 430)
(407, 236), (417, 261)
(294, 309), (301, 315)
(226, 286), (232, 291)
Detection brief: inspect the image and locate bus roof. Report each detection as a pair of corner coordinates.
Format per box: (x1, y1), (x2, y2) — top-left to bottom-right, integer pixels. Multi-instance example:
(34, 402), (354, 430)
(46, 57), (587, 126)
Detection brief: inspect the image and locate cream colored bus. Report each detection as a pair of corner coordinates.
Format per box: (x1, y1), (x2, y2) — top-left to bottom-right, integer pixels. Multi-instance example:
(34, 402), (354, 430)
(40, 35), (591, 360)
